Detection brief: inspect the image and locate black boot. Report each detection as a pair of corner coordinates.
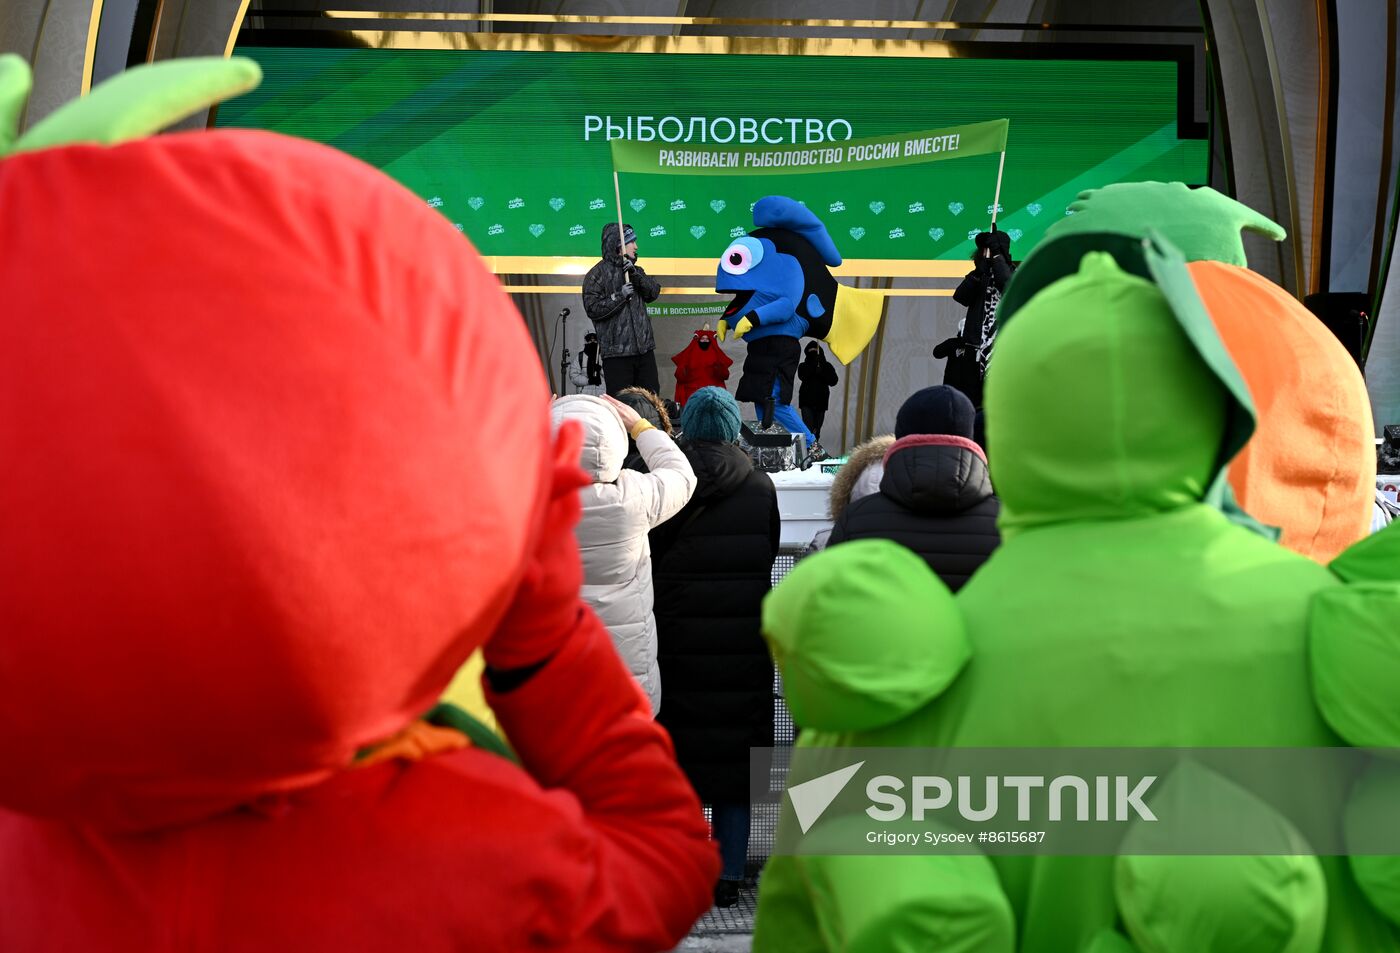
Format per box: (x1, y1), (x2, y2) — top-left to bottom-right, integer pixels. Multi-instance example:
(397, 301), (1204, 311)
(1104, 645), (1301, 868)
(713, 878), (742, 908)
(761, 397), (776, 430)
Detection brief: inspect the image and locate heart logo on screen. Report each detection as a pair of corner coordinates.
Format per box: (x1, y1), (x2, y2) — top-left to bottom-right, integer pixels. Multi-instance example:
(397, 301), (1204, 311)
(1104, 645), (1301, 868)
(529, 224), (545, 238)
(1027, 202), (1043, 217)
(690, 225), (707, 239)
(710, 199), (727, 213)
(849, 227), (866, 241)
(869, 201), (886, 215)
(452, 223), (464, 232)
(1008, 228), (1023, 241)
(467, 196), (485, 211)
(929, 227), (945, 241)
(948, 202), (965, 216)
(967, 229), (980, 241)
(630, 198), (647, 212)
(549, 197), (565, 211)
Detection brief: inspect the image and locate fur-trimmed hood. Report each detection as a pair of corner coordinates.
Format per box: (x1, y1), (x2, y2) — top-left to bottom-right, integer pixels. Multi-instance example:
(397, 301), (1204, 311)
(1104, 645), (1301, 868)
(617, 387), (672, 435)
(829, 435), (894, 520)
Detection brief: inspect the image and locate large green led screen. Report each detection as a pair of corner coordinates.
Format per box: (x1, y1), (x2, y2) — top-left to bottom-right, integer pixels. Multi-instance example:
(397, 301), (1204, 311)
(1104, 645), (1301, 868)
(216, 47), (1207, 263)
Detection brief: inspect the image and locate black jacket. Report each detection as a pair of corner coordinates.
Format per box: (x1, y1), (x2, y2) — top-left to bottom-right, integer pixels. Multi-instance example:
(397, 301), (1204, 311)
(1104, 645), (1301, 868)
(951, 254), (1013, 326)
(828, 436), (1000, 592)
(797, 346), (839, 412)
(581, 222), (661, 359)
(937, 246), (1015, 408)
(932, 335), (985, 408)
(651, 440), (780, 803)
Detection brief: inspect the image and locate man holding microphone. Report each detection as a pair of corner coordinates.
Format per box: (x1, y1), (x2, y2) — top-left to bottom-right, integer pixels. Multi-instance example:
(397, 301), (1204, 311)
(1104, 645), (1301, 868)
(583, 222), (662, 396)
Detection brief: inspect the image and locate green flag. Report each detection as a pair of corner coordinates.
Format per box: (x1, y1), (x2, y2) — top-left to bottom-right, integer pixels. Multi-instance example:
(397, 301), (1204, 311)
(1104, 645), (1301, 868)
(610, 119), (1008, 177)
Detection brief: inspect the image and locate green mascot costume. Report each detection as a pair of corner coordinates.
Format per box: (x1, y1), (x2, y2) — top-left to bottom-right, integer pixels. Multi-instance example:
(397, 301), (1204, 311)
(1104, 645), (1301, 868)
(1040, 182), (1377, 563)
(753, 229), (1400, 952)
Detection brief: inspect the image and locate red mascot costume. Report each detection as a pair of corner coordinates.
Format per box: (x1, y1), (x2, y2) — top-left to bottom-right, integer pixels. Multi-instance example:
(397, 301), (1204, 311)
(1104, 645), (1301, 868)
(672, 328), (733, 408)
(0, 55), (716, 952)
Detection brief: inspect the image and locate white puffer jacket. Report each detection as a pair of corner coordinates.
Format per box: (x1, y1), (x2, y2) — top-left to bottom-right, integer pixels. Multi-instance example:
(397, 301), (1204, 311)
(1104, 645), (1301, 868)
(551, 396), (696, 713)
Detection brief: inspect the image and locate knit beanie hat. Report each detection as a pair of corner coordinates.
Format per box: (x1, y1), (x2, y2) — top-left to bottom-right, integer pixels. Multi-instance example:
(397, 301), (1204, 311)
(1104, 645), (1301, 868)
(680, 386), (742, 443)
(894, 385), (976, 439)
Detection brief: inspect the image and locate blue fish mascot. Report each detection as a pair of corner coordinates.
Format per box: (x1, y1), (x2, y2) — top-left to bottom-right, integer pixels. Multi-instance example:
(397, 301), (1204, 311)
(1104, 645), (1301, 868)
(716, 196), (883, 452)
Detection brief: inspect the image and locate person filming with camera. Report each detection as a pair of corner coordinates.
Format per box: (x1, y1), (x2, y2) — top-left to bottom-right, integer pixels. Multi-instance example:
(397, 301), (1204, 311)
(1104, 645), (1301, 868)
(934, 227), (1015, 408)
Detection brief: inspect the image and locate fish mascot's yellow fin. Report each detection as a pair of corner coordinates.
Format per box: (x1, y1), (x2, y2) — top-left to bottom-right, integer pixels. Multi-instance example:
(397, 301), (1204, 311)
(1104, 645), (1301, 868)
(825, 284), (885, 364)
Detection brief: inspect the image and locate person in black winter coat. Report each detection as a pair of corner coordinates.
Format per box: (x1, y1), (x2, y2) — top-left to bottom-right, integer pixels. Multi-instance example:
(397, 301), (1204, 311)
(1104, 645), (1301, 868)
(797, 342), (839, 444)
(931, 328), (983, 408)
(616, 387), (673, 473)
(649, 386), (779, 909)
(827, 385), (999, 591)
(582, 222), (663, 395)
(933, 229), (1015, 408)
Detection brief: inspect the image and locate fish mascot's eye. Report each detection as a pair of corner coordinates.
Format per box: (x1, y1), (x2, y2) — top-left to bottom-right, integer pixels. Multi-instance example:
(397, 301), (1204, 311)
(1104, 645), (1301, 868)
(720, 237), (765, 275)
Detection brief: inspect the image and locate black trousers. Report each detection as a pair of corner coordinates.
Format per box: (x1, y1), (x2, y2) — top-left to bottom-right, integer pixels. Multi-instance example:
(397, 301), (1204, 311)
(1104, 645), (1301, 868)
(800, 406), (826, 444)
(603, 350), (660, 396)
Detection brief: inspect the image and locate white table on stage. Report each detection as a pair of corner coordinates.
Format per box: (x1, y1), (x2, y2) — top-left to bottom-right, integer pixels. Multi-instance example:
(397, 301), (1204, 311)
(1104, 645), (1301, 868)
(768, 465), (837, 550)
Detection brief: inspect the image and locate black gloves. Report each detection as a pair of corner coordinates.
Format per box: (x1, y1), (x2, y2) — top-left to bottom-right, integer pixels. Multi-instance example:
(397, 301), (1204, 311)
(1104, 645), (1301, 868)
(933, 336), (967, 359)
(990, 256), (1012, 289)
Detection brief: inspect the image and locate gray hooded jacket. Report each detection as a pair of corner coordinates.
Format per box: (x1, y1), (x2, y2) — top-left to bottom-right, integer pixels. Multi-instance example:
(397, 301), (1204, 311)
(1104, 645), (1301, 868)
(582, 223), (661, 359)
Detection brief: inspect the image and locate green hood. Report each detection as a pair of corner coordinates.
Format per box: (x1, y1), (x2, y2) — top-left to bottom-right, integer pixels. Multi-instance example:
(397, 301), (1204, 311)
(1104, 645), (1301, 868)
(987, 233), (1258, 538)
(762, 540), (968, 732)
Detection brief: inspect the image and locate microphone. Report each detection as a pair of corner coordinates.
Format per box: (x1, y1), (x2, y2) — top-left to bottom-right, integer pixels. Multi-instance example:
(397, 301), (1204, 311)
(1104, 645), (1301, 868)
(558, 308), (572, 394)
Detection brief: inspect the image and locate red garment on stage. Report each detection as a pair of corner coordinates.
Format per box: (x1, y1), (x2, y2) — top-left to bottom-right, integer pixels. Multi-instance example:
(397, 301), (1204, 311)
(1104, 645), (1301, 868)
(671, 329), (733, 406)
(0, 129), (717, 951)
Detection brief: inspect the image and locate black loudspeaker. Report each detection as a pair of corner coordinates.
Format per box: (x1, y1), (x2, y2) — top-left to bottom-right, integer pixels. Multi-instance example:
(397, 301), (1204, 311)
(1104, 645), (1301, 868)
(1380, 424), (1400, 475)
(739, 422), (807, 472)
(1303, 292), (1371, 366)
